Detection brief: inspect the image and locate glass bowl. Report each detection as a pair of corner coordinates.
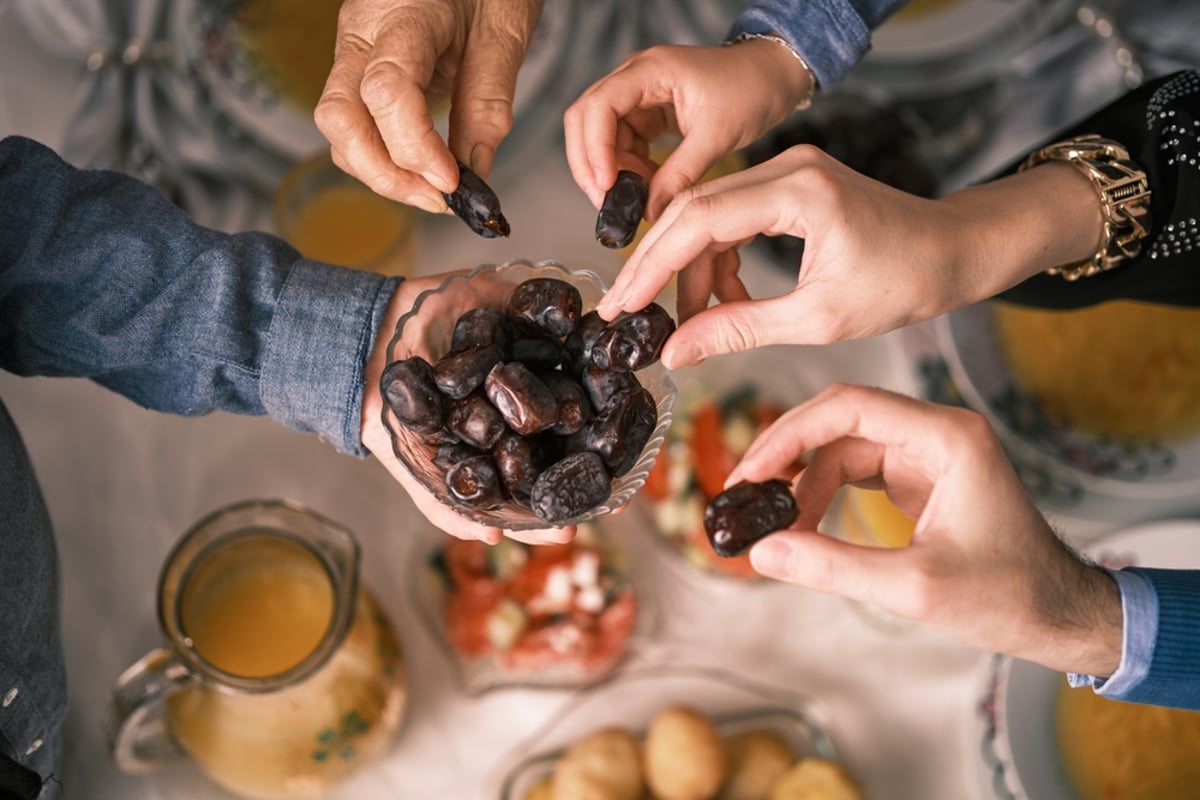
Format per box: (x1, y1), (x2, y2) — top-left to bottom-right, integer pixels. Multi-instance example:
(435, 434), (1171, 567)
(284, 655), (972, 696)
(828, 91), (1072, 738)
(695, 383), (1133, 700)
(410, 520), (652, 695)
(381, 258), (677, 530)
(490, 663), (843, 800)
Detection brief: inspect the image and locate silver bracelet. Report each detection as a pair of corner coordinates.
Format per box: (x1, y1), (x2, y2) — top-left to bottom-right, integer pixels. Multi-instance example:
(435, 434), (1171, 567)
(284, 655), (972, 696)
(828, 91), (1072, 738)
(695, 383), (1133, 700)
(724, 31), (815, 111)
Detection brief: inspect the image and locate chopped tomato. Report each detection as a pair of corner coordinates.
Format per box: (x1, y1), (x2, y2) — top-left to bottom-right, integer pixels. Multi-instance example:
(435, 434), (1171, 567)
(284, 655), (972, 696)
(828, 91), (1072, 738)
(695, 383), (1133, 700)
(642, 448), (671, 501)
(691, 400), (739, 500)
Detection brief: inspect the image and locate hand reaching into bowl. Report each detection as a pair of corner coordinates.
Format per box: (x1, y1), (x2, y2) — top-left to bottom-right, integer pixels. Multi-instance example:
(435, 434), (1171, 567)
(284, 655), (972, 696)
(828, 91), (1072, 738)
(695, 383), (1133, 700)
(727, 383), (1124, 679)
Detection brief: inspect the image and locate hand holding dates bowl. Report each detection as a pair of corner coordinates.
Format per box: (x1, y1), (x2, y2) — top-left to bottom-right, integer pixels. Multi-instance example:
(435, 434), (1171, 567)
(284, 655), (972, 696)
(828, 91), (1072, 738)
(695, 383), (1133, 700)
(381, 260), (677, 530)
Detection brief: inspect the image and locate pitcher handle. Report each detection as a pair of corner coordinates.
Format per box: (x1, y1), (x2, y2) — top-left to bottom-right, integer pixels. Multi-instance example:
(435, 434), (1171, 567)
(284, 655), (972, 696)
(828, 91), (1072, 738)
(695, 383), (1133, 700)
(107, 648), (193, 773)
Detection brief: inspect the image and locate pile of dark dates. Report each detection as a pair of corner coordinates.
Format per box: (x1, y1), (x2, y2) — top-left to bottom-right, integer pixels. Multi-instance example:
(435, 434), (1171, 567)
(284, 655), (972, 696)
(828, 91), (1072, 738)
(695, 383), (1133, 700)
(382, 277), (676, 525)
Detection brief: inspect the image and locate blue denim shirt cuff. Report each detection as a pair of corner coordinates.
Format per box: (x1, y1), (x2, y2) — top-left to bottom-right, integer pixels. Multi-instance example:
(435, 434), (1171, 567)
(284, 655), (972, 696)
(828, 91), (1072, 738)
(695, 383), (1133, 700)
(1066, 567), (1156, 696)
(261, 260), (400, 457)
(729, 0), (872, 90)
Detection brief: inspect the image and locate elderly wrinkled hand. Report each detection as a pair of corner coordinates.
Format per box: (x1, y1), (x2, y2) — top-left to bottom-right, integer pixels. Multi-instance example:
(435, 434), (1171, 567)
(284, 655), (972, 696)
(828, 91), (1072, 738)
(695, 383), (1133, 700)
(729, 383), (1123, 677)
(315, 0), (542, 213)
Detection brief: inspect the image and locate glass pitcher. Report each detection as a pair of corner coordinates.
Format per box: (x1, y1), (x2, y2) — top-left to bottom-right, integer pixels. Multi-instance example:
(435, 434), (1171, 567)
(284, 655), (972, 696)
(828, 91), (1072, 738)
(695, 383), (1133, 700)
(108, 499), (406, 799)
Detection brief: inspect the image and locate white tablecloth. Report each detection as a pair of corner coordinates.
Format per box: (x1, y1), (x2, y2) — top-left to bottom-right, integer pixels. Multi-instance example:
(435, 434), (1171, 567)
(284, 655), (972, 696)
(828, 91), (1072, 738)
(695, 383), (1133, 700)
(0, 4), (1151, 798)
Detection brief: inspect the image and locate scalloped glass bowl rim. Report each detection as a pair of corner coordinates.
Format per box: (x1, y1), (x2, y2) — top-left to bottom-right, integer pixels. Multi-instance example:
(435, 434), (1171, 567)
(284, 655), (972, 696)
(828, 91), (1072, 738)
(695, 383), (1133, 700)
(382, 258), (677, 530)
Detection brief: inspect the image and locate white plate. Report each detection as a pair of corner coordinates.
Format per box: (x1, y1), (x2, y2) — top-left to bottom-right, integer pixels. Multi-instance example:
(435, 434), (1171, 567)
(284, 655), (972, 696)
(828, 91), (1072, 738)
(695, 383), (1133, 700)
(937, 302), (1200, 503)
(971, 519), (1200, 799)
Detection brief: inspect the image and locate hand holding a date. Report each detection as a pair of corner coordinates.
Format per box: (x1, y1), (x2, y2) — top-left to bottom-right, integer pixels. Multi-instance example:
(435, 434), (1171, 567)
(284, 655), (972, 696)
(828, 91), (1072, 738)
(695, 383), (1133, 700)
(564, 40), (815, 222)
(315, 0), (542, 214)
(730, 383), (1124, 679)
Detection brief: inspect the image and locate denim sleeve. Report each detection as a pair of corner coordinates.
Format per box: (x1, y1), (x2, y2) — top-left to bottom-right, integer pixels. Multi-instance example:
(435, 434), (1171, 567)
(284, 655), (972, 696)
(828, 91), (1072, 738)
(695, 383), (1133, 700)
(0, 135), (398, 456)
(1068, 566), (1200, 711)
(728, 0), (907, 90)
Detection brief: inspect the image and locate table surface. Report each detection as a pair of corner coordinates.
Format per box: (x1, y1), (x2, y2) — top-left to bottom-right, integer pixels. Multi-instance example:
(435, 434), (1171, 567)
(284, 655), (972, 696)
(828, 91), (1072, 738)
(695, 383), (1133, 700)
(0, 3), (1178, 799)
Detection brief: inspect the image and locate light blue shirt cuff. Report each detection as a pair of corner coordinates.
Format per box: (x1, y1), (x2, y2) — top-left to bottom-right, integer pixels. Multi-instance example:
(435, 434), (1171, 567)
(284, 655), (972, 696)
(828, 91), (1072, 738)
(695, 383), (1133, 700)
(261, 260), (400, 457)
(1066, 567), (1157, 696)
(729, 0), (871, 91)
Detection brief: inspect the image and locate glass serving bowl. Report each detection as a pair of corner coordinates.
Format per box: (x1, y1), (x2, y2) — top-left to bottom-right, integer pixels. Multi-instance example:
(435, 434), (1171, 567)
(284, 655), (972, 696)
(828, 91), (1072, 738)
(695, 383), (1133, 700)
(381, 258), (677, 530)
(490, 663), (842, 800)
(410, 520), (653, 695)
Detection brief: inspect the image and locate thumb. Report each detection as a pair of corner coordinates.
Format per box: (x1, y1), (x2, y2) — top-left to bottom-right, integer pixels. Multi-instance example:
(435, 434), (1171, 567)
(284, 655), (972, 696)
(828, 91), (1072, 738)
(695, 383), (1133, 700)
(750, 531), (904, 610)
(661, 293), (812, 368)
(448, 5), (536, 176)
(646, 135), (723, 221)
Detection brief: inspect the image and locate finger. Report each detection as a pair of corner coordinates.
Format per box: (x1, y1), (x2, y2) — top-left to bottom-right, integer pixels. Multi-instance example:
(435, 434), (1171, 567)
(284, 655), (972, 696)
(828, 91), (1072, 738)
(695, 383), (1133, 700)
(711, 248), (751, 304)
(358, 11), (461, 192)
(317, 43), (449, 211)
(449, 2), (536, 176)
(749, 529), (909, 611)
(599, 176), (806, 320)
(735, 385), (950, 482)
(570, 71), (680, 207)
(647, 134), (725, 221)
(790, 437), (887, 530)
(674, 249), (718, 323)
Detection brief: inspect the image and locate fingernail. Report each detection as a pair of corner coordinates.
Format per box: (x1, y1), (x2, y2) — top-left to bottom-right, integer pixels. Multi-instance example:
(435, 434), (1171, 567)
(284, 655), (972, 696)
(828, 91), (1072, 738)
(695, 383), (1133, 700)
(469, 144), (494, 178)
(665, 340), (702, 369)
(422, 170), (455, 194)
(411, 192), (448, 215)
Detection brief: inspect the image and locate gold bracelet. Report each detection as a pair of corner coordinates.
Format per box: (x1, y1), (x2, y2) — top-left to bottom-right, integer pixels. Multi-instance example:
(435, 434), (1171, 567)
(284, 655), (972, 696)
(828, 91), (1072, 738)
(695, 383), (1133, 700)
(1019, 134), (1152, 280)
(723, 32), (815, 111)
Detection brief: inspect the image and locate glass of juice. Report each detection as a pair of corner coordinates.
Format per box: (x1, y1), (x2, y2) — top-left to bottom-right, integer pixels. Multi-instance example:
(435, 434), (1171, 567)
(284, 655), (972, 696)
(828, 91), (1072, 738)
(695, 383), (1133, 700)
(837, 486), (916, 549)
(108, 499), (406, 799)
(274, 152), (418, 277)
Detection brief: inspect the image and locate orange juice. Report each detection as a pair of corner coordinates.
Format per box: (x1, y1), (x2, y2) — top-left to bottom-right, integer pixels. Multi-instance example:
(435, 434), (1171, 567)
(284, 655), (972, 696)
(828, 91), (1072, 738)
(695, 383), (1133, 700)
(274, 153), (417, 277)
(287, 184), (416, 274)
(841, 487), (916, 548)
(179, 533), (334, 677)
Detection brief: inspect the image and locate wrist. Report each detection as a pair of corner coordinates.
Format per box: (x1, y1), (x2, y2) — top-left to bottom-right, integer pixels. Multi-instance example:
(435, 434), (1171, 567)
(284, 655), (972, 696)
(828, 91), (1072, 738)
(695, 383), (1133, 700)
(723, 33), (815, 113)
(1030, 559), (1124, 677)
(939, 163), (1104, 301)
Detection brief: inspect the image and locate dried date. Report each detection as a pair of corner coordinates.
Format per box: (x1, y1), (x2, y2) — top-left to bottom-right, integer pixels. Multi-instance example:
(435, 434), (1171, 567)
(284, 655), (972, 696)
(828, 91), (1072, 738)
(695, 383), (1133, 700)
(433, 442), (483, 473)
(583, 386), (657, 477)
(381, 357), (445, 435)
(703, 479), (798, 558)
(563, 310), (607, 375)
(541, 372), (591, 435)
(484, 362), (559, 436)
(443, 162), (510, 238)
(434, 343), (505, 400)
(581, 364), (641, 412)
(529, 451), (613, 524)
(446, 454), (505, 508)
(492, 432), (544, 503)
(446, 390), (508, 449)
(590, 303), (676, 371)
(451, 308), (512, 354)
(504, 278), (582, 338)
(595, 170), (648, 249)
(511, 336), (565, 372)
